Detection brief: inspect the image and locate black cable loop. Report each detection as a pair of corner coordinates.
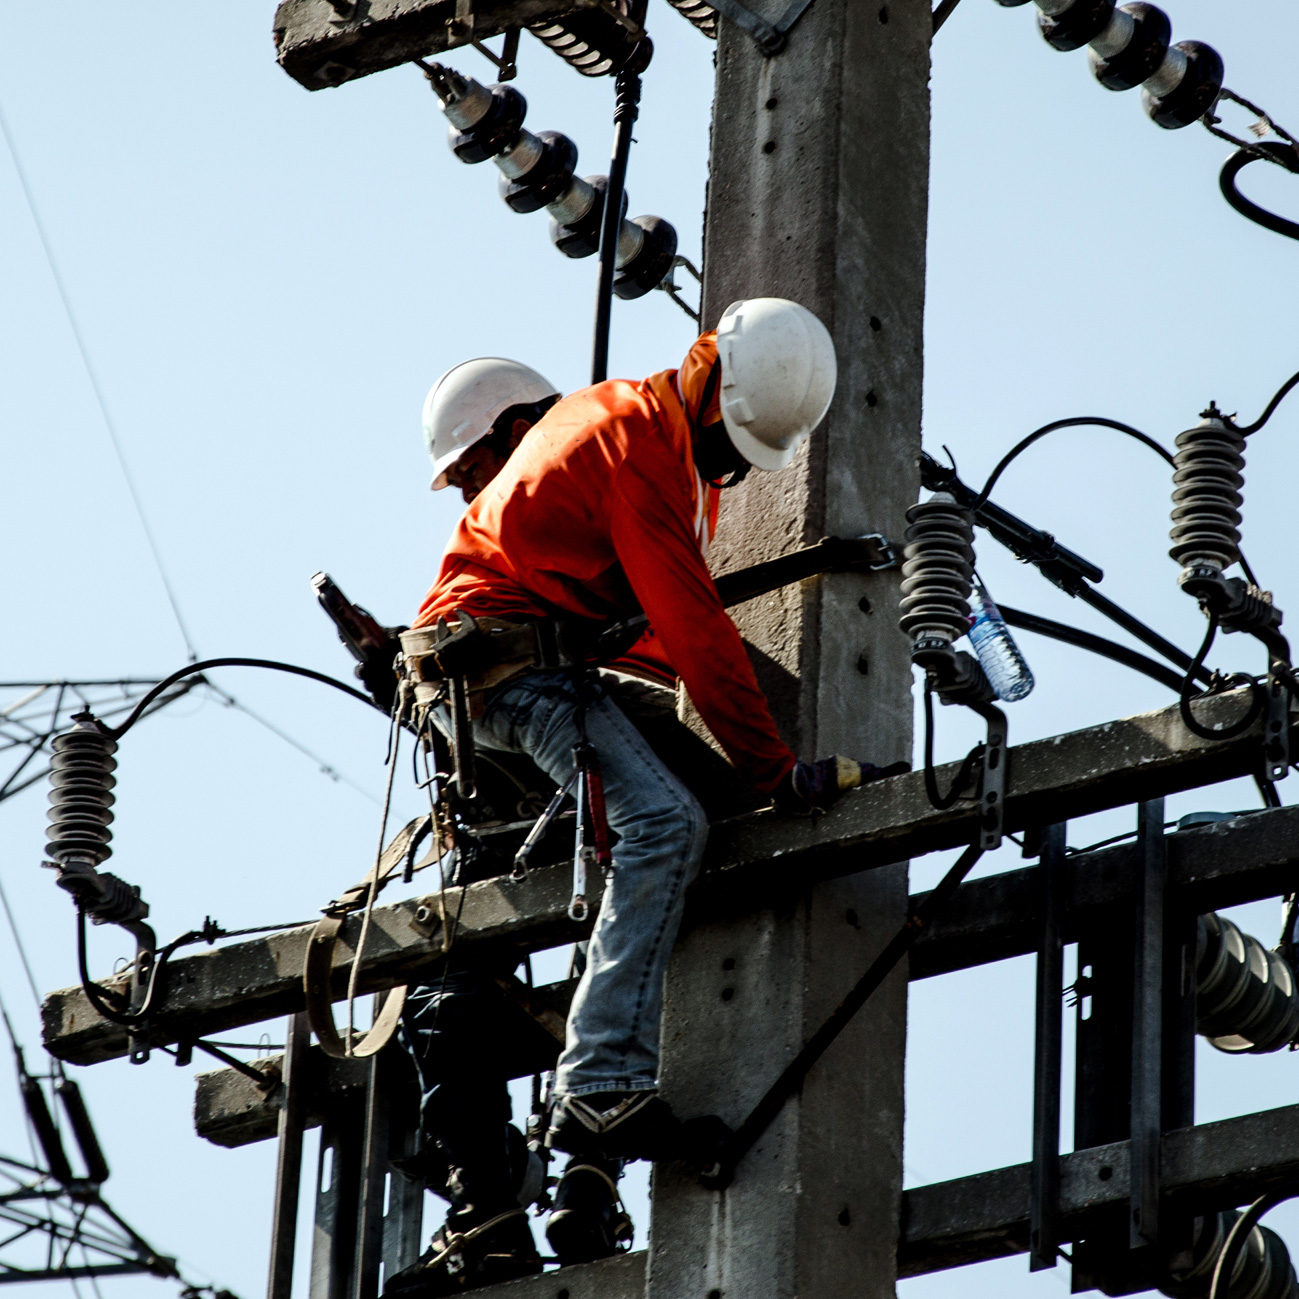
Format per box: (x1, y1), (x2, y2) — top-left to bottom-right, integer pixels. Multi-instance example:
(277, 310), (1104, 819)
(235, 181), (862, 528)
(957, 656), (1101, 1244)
(973, 418), (1174, 511)
(1208, 1192), (1298, 1299)
(1233, 368), (1299, 436)
(922, 682), (984, 811)
(1177, 615), (1266, 740)
(75, 912), (199, 1028)
(105, 658), (378, 740)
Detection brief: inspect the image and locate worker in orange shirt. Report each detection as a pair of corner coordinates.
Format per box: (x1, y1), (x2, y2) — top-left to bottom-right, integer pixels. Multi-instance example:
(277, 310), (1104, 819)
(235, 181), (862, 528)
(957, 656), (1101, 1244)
(393, 300), (901, 1294)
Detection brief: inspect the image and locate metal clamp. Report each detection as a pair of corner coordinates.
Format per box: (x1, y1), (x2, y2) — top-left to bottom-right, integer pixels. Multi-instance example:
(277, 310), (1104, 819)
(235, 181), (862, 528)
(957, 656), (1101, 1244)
(971, 701), (1008, 852)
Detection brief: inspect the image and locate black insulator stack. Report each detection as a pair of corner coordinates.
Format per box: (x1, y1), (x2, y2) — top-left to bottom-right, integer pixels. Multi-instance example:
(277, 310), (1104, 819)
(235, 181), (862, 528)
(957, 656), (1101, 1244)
(1162, 1209), (1299, 1299)
(45, 715), (116, 868)
(1169, 407), (1245, 576)
(1195, 912), (1299, 1054)
(664, 0), (719, 39)
(993, 0), (1224, 130)
(425, 63), (678, 301)
(898, 494), (977, 646)
(528, 3), (652, 78)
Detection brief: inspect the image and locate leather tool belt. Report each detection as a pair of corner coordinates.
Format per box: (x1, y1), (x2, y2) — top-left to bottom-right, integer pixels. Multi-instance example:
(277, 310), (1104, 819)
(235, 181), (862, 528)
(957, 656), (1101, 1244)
(399, 614), (594, 713)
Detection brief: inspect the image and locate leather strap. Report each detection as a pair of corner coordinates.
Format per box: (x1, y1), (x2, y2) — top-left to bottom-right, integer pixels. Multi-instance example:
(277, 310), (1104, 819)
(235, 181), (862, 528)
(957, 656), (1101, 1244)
(304, 906), (407, 1059)
(303, 817), (432, 1059)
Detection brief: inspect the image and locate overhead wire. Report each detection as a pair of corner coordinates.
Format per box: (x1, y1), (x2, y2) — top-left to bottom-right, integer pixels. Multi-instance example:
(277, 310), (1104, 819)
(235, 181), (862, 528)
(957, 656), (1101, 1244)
(1233, 367), (1299, 436)
(973, 417), (1174, 509)
(0, 99), (198, 664)
(202, 682), (381, 805)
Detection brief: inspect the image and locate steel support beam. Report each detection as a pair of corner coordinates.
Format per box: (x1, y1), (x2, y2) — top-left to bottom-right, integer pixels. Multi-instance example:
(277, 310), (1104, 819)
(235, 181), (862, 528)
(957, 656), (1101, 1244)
(899, 1103), (1299, 1277)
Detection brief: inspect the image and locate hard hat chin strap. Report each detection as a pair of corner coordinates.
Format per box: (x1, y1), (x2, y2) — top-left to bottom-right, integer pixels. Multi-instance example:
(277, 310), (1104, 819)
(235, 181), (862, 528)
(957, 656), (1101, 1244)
(691, 361), (751, 489)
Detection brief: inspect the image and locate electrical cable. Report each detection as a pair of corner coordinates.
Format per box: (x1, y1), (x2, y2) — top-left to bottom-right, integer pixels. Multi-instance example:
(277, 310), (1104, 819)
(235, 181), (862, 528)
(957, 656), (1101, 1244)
(591, 67), (642, 384)
(1208, 1192), (1297, 1299)
(107, 657), (377, 739)
(0, 99), (198, 664)
(1178, 615), (1266, 740)
(973, 417), (1174, 510)
(1234, 368), (1299, 436)
(997, 604), (1184, 691)
(921, 683), (984, 811)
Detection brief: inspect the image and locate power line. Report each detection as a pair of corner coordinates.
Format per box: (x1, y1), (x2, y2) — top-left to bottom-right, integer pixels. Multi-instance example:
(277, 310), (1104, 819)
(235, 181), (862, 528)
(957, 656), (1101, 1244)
(204, 683), (382, 805)
(0, 98), (198, 663)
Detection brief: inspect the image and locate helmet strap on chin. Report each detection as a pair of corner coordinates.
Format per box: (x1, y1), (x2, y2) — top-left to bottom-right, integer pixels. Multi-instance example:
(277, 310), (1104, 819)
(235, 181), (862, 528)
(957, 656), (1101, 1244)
(691, 360), (751, 489)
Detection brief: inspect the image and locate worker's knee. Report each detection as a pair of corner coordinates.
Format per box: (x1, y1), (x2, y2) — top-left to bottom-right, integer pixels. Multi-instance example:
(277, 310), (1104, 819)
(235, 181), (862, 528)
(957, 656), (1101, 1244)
(611, 776), (708, 872)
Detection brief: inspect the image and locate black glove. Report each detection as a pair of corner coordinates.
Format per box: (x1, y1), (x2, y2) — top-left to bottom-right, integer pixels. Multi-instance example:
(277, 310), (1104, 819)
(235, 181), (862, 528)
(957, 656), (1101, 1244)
(354, 627), (407, 713)
(772, 756), (910, 816)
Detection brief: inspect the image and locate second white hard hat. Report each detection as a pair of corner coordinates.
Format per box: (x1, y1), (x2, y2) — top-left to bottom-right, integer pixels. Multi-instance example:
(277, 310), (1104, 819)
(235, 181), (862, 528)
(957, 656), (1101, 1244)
(423, 357), (560, 490)
(715, 298), (837, 472)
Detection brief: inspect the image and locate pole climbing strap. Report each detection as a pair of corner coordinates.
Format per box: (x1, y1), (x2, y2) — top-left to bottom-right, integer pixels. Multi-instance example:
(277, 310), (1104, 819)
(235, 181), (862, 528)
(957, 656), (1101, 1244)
(302, 815), (433, 1060)
(304, 904), (408, 1060)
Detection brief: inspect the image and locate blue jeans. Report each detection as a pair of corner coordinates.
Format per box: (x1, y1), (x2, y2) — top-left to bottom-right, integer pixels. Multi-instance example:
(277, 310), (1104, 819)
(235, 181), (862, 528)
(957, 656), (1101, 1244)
(475, 670), (709, 1097)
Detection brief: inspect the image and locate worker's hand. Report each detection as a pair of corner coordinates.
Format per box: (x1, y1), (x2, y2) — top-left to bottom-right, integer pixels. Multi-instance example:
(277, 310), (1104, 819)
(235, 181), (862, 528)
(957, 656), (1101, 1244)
(354, 627), (407, 713)
(772, 756), (910, 816)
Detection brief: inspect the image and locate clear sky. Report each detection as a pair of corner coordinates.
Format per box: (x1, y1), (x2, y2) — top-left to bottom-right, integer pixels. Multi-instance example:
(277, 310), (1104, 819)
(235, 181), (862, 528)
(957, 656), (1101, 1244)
(1, 2), (1298, 1296)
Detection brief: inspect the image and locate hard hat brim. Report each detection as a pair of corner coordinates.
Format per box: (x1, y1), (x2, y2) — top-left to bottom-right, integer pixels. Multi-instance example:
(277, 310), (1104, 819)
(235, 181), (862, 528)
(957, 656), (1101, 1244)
(721, 413), (800, 472)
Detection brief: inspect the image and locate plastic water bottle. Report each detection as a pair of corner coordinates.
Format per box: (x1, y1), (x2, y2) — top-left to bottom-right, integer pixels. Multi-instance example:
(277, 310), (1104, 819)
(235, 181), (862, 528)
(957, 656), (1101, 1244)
(967, 582), (1035, 702)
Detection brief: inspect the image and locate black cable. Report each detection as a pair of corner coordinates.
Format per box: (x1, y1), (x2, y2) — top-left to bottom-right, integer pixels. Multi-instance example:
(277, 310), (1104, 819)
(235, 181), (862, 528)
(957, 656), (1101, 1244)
(922, 683), (984, 811)
(1218, 144), (1299, 247)
(105, 657), (378, 739)
(997, 605), (1184, 691)
(1075, 586), (1213, 687)
(1208, 1192), (1296, 1299)
(1177, 615), (1265, 741)
(973, 417), (1174, 510)
(1234, 366), (1299, 436)
(590, 68), (641, 384)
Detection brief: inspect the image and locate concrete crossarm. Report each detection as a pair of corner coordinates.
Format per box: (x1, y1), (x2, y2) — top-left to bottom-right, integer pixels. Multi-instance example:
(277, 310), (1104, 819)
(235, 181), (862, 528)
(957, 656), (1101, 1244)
(191, 803), (1299, 1148)
(899, 1103), (1299, 1275)
(42, 689), (1277, 1065)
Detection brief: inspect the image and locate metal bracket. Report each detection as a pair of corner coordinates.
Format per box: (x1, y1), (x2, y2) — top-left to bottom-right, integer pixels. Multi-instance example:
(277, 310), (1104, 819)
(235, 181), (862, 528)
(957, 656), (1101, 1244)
(973, 703), (1007, 851)
(470, 26), (520, 79)
(705, 0), (817, 55)
(1264, 663), (1291, 782)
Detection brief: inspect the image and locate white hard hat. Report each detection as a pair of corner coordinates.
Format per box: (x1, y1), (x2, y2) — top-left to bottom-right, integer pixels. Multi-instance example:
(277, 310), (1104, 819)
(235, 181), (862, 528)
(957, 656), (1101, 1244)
(423, 357), (560, 490)
(714, 298), (837, 472)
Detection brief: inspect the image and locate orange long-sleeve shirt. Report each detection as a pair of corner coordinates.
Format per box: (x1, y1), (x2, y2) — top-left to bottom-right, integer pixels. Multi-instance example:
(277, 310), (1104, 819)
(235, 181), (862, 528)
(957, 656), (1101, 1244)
(414, 334), (796, 793)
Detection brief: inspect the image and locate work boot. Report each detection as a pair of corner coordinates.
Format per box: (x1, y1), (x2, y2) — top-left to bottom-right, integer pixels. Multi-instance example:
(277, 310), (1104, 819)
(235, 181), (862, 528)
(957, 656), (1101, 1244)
(545, 1156), (633, 1265)
(383, 1205), (541, 1296)
(546, 1090), (731, 1168)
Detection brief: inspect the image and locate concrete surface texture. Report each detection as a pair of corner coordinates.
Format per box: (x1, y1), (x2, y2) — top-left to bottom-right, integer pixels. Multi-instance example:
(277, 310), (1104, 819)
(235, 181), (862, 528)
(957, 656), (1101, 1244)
(650, 0), (931, 1292)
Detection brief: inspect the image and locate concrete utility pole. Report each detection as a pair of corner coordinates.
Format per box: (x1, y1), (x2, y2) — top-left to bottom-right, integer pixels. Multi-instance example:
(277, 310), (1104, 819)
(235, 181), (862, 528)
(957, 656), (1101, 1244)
(653, 2), (931, 1294)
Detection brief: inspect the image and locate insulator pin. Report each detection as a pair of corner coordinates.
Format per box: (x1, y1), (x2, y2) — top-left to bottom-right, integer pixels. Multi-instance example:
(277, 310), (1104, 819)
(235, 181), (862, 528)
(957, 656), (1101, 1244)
(1196, 912), (1299, 1054)
(1169, 409), (1245, 577)
(44, 717), (117, 868)
(898, 494), (977, 645)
